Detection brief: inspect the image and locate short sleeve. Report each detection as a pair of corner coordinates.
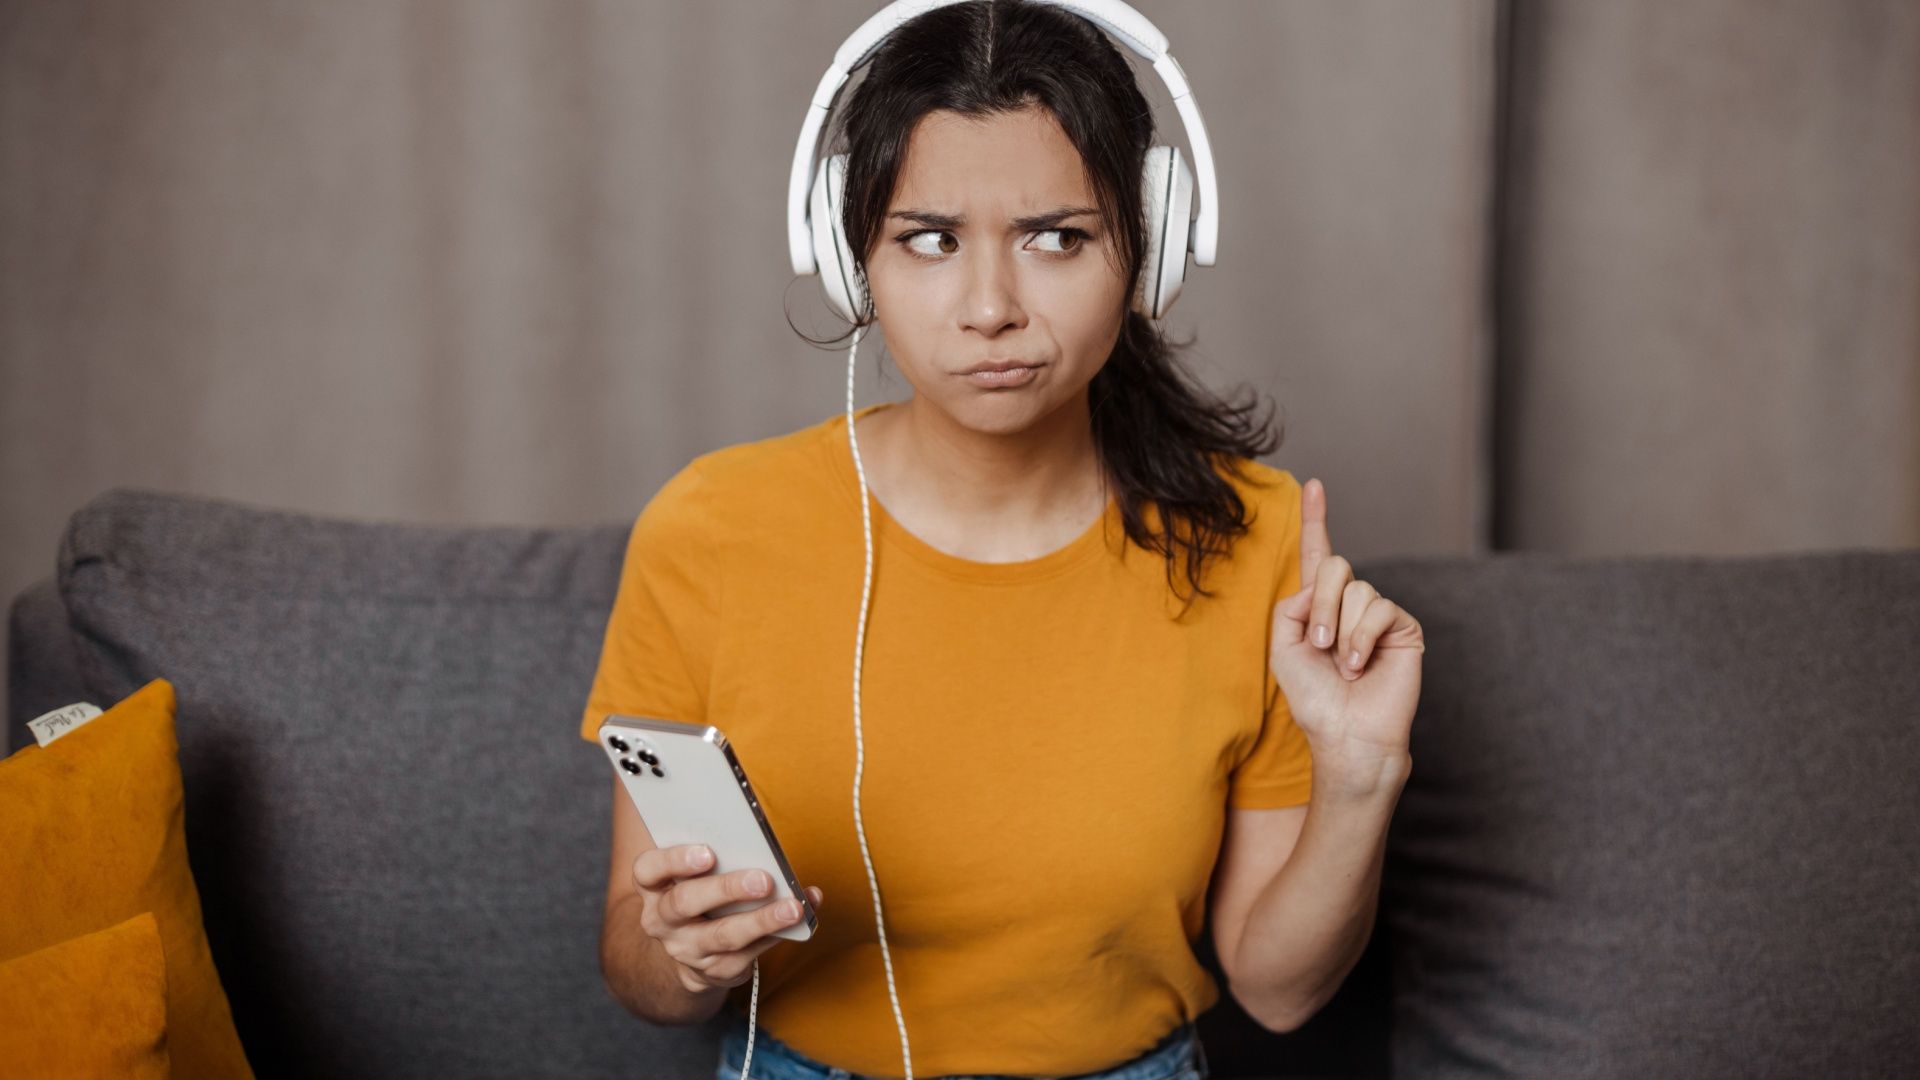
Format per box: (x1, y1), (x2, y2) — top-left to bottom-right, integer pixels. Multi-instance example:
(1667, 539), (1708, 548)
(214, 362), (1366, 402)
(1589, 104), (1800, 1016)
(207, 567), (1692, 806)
(577, 461), (723, 743)
(1226, 472), (1315, 809)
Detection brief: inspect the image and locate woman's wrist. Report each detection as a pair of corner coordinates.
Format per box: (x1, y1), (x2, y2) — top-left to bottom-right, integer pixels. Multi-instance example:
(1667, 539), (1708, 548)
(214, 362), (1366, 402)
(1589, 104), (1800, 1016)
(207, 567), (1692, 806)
(1309, 740), (1412, 802)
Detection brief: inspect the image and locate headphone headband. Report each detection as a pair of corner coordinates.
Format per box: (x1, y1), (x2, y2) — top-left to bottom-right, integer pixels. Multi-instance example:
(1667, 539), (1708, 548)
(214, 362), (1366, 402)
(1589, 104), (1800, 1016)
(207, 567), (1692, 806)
(786, 0), (1219, 278)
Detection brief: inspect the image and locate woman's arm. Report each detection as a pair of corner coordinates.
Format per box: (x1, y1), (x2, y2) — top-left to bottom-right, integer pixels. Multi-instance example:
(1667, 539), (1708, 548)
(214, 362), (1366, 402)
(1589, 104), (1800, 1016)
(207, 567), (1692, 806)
(602, 895), (731, 1025)
(1224, 755), (1410, 1033)
(1234, 473), (1423, 1029)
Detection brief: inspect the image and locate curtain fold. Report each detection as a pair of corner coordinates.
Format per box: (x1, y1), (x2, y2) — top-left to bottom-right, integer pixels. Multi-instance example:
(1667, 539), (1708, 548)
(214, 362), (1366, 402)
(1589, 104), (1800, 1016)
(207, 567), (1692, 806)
(1495, 0), (1920, 554)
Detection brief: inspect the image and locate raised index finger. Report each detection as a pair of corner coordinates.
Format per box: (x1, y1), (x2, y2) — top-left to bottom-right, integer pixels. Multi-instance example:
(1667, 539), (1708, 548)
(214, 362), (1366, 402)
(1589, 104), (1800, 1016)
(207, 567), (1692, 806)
(1300, 477), (1335, 585)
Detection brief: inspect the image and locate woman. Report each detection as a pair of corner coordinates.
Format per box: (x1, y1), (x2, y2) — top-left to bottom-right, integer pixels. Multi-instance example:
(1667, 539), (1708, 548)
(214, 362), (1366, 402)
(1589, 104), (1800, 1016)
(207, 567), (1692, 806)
(582, 3), (1425, 1078)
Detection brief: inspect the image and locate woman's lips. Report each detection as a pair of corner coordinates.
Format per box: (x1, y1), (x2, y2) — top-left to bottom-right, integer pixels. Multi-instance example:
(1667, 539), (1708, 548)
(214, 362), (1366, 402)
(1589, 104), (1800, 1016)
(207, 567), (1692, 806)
(960, 364), (1040, 388)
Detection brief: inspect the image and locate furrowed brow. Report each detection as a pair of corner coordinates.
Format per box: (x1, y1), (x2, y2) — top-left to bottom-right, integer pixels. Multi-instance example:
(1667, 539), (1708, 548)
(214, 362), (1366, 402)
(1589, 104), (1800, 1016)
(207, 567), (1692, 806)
(887, 206), (1099, 230)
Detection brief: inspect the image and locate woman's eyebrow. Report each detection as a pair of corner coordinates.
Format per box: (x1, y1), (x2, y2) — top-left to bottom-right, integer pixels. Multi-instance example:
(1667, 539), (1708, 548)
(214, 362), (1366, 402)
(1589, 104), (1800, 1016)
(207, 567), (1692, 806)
(887, 206), (1099, 230)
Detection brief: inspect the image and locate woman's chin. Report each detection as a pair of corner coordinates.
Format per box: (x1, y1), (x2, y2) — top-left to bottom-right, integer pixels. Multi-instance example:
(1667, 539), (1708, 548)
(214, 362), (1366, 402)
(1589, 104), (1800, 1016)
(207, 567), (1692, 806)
(939, 388), (1068, 436)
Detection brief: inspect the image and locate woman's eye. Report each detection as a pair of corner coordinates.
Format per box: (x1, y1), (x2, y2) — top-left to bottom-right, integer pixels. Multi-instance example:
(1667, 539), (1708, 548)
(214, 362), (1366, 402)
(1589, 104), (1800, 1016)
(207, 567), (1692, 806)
(1027, 228), (1088, 254)
(901, 230), (960, 258)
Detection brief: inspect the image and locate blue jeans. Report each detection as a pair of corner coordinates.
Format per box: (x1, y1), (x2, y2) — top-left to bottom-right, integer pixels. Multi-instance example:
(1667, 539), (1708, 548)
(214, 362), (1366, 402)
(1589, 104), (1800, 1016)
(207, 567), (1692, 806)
(714, 1009), (1210, 1080)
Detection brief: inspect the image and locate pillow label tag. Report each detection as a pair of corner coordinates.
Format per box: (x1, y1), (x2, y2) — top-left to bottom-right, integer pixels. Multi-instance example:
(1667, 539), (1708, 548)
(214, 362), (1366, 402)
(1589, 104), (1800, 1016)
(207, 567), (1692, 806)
(27, 702), (104, 748)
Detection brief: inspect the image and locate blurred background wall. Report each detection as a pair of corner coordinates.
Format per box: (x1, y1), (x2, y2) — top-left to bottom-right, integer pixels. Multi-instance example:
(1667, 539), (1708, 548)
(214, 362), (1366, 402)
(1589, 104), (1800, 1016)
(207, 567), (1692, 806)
(4, 0), (1917, 697)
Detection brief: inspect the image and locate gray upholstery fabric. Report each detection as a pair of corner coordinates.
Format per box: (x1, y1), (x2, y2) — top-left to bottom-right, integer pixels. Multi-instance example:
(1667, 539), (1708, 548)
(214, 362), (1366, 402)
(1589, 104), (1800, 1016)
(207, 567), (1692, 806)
(36, 487), (734, 1078)
(1364, 549), (1920, 1077)
(8, 486), (1916, 1078)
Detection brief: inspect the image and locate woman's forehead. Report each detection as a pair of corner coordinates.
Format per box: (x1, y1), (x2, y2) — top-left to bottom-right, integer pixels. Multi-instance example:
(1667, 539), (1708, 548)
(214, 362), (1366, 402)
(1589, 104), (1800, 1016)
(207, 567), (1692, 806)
(890, 107), (1095, 216)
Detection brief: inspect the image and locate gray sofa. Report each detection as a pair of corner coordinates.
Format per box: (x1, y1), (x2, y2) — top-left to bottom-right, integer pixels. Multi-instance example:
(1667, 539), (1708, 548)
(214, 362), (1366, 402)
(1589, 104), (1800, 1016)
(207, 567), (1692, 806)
(8, 486), (1918, 1079)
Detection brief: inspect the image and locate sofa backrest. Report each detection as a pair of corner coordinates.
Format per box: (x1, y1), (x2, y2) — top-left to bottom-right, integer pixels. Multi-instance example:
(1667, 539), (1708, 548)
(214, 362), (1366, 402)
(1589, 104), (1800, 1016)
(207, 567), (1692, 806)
(1355, 542), (1920, 1076)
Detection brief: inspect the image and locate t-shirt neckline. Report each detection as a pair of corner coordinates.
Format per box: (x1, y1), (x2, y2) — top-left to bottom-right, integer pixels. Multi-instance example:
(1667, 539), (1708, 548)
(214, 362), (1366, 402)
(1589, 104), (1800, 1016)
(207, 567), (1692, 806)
(821, 401), (1121, 585)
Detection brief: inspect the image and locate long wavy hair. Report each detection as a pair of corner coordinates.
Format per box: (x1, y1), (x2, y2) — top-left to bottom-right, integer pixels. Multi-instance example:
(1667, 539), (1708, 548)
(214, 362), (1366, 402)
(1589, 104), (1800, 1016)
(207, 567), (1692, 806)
(791, 0), (1286, 614)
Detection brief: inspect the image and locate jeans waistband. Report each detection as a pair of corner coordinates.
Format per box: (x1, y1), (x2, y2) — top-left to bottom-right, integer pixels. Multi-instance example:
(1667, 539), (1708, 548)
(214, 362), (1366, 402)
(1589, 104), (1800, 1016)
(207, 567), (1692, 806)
(716, 1009), (1207, 1080)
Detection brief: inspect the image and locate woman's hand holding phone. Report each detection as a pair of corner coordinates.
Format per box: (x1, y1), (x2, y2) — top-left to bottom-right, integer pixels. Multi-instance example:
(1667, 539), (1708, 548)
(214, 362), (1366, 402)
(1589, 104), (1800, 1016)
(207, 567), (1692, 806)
(633, 842), (825, 993)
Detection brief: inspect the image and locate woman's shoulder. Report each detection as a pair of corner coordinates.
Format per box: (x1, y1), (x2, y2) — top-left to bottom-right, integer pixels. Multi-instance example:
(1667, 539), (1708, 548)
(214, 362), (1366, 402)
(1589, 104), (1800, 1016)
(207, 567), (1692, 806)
(1219, 455), (1298, 492)
(1216, 455), (1301, 537)
(647, 412), (844, 525)
(695, 412), (843, 490)
(1200, 457), (1301, 595)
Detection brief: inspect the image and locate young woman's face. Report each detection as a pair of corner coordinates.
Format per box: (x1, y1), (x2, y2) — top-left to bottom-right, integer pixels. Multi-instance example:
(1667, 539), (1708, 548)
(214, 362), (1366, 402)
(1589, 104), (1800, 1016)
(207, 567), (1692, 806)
(862, 104), (1130, 436)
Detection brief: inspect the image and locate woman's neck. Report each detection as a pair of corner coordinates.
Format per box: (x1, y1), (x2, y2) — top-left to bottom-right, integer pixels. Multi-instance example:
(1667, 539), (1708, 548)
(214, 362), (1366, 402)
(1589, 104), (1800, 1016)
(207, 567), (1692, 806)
(857, 392), (1110, 561)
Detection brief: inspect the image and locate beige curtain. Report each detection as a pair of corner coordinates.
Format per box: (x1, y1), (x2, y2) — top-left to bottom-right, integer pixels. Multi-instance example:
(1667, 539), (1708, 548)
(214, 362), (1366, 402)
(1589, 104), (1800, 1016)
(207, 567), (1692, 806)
(4, 0), (1916, 694)
(1496, 1), (1920, 551)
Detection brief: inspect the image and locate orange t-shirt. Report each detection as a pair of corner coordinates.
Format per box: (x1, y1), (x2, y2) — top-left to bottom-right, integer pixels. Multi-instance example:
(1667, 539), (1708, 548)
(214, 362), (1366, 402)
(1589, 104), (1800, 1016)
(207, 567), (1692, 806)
(578, 401), (1313, 1077)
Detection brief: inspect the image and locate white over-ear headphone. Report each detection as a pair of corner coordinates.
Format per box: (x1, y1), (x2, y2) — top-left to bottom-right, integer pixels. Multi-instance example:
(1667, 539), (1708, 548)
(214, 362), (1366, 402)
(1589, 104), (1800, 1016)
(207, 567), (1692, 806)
(787, 0), (1221, 324)
(742, 5), (1222, 1079)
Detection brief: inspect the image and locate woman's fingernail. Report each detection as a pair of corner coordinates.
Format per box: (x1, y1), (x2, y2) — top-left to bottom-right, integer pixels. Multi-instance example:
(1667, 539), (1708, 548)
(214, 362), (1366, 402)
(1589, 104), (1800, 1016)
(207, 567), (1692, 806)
(1348, 650), (1362, 669)
(782, 899), (801, 920)
(1314, 625), (1331, 647)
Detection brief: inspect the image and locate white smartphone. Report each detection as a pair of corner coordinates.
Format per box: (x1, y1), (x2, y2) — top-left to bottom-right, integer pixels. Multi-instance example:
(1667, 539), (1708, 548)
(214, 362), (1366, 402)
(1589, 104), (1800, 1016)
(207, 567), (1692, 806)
(597, 713), (817, 942)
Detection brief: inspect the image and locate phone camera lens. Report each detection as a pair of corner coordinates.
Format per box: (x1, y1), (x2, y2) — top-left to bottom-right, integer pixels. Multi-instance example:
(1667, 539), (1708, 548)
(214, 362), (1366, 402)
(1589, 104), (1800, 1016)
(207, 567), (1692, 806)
(619, 758), (641, 776)
(638, 750), (659, 766)
(608, 736), (630, 752)
(649, 765), (665, 777)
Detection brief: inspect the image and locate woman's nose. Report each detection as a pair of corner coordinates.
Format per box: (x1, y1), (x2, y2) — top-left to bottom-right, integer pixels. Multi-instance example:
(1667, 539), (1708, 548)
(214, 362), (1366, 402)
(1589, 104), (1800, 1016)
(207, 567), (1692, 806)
(960, 247), (1027, 334)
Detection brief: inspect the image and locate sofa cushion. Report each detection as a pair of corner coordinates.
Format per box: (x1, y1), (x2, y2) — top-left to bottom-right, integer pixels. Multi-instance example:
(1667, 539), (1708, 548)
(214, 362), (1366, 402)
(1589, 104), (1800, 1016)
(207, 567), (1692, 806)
(0, 910), (171, 1077)
(54, 487), (731, 1079)
(1365, 548), (1920, 1077)
(0, 677), (252, 1078)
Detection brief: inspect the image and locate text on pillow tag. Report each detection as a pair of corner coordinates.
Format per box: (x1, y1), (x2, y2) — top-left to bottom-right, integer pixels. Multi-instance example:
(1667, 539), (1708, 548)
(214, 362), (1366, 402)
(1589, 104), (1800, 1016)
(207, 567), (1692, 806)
(27, 702), (105, 748)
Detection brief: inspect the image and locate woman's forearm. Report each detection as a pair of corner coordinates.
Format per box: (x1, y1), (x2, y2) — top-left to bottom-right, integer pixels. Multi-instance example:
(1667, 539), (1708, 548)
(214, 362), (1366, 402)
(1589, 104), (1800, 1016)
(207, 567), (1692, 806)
(601, 892), (731, 1026)
(1228, 754), (1410, 1032)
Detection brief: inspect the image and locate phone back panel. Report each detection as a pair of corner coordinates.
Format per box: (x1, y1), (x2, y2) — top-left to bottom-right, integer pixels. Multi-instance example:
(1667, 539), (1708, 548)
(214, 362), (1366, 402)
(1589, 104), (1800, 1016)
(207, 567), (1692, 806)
(597, 714), (816, 941)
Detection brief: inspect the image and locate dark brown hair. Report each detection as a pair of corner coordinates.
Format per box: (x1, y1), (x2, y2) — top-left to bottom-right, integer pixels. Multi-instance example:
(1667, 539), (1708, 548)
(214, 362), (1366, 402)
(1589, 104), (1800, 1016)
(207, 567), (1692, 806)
(791, 0), (1286, 614)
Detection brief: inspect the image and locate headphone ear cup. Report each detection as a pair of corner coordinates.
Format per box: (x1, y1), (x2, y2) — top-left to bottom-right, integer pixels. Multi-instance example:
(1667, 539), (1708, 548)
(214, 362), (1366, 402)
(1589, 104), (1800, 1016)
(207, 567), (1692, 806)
(810, 153), (869, 324)
(1134, 144), (1196, 320)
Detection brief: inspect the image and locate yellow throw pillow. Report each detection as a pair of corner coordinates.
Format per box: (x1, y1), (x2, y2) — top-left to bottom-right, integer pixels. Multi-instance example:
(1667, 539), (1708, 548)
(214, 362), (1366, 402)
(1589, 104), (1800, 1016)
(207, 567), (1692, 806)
(1, 678), (254, 1079)
(0, 910), (170, 1078)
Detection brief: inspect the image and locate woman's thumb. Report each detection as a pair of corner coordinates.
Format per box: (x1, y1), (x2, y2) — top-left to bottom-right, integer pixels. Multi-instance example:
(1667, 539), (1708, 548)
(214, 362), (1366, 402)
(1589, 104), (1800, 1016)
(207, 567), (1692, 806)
(1271, 582), (1315, 646)
(1278, 581), (1313, 620)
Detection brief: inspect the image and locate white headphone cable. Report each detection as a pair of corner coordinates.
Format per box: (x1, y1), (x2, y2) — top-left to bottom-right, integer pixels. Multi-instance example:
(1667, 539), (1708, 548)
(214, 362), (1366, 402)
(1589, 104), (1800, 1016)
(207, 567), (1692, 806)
(742, 322), (913, 1080)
